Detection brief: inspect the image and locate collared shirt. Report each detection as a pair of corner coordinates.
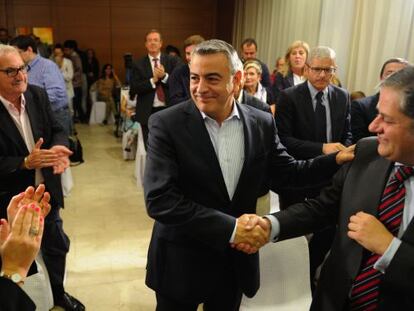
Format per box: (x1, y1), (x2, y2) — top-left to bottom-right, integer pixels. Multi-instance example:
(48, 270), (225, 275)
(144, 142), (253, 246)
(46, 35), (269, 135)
(200, 102), (244, 243)
(28, 54), (68, 112)
(308, 81), (332, 142)
(374, 163), (414, 273)
(0, 94), (44, 185)
(293, 73), (306, 86)
(148, 54), (169, 107)
(252, 83), (268, 104)
(266, 162), (414, 274)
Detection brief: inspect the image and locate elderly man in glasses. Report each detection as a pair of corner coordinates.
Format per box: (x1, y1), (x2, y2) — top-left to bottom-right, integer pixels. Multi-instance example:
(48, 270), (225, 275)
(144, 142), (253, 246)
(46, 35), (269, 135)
(274, 45), (353, 290)
(0, 45), (84, 310)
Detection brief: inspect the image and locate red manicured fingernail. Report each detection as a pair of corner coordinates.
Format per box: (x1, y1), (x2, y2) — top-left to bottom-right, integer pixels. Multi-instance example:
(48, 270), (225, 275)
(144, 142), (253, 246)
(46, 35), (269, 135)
(30, 203), (36, 209)
(35, 207), (40, 212)
(40, 217), (44, 223)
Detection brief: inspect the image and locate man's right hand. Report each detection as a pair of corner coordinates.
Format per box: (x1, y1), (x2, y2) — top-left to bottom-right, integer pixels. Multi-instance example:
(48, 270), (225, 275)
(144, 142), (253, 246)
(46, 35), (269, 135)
(232, 214), (271, 254)
(25, 138), (59, 169)
(322, 142), (346, 154)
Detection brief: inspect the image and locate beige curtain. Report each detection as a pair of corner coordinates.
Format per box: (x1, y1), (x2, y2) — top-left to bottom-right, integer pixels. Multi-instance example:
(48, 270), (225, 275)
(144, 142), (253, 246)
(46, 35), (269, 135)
(233, 0), (414, 94)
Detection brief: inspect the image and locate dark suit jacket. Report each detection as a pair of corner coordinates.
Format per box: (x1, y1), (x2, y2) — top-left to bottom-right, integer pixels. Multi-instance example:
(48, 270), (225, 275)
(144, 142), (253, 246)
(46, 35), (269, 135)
(144, 100), (340, 304)
(275, 81), (352, 160)
(168, 63), (190, 106)
(240, 90), (272, 113)
(0, 278), (35, 310)
(0, 85), (67, 218)
(271, 71), (294, 101)
(351, 93), (379, 143)
(129, 53), (181, 125)
(274, 137), (414, 310)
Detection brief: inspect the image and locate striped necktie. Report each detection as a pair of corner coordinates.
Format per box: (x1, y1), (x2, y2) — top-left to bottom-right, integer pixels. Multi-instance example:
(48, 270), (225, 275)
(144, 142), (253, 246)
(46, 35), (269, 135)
(349, 165), (414, 310)
(152, 58), (165, 102)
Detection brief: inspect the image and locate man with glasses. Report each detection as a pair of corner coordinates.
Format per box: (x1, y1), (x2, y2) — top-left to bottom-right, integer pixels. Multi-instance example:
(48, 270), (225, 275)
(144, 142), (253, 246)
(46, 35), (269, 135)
(274, 46), (352, 290)
(0, 44), (84, 311)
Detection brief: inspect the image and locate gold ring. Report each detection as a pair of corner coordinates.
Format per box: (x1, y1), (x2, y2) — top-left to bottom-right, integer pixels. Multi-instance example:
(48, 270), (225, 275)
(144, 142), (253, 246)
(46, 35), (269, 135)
(29, 227), (39, 237)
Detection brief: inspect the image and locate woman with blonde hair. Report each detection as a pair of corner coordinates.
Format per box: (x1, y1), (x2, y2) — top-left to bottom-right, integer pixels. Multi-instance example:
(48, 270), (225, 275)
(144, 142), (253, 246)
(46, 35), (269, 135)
(243, 60), (275, 113)
(272, 40), (309, 101)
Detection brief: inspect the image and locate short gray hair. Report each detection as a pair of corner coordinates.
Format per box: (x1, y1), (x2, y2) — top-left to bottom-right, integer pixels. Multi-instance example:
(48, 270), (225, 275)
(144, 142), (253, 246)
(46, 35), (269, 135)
(0, 44), (19, 58)
(192, 39), (241, 75)
(306, 46), (336, 65)
(381, 65), (414, 119)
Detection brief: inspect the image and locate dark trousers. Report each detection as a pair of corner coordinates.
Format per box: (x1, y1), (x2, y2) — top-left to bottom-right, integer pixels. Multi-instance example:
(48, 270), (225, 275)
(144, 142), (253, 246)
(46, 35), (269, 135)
(73, 87), (85, 122)
(41, 207), (70, 301)
(155, 268), (242, 311)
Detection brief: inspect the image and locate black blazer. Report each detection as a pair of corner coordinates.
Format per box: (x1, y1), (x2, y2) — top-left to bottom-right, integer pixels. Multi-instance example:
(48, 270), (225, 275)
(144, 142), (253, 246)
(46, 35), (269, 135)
(271, 71), (294, 101)
(168, 63), (190, 106)
(144, 100), (340, 304)
(240, 90), (272, 114)
(129, 53), (181, 125)
(351, 93), (379, 143)
(0, 278), (35, 310)
(0, 85), (67, 218)
(275, 81), (352, 160)
(274, 137), (414, 311)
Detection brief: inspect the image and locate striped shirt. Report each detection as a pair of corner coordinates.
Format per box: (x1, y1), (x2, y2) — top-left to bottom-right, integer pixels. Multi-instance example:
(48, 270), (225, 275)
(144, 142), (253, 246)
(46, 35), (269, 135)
(200, 102), (245, 200)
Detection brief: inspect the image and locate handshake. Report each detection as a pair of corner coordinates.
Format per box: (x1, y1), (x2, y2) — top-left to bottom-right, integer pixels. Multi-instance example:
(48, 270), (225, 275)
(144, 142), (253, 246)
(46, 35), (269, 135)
(232, 214), (272, 254)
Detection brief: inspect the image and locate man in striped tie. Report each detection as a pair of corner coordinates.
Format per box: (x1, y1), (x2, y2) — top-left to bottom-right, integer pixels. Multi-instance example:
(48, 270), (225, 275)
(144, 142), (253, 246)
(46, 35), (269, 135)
(239, 65), (414, 310)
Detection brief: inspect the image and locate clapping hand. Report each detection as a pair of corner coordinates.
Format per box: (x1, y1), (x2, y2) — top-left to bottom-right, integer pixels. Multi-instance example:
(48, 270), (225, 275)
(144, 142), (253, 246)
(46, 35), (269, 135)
(7, 184), (51, 228)
(0, 202), (44, 283)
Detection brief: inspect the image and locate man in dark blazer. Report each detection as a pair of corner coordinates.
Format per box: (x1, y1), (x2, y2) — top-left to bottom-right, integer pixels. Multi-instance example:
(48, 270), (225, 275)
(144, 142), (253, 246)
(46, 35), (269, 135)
(275, 46), (352, 289)
(241, 66), (414, 310)
(144, 40), (353, 310)
(129, 29), (181, 146)
(240, 38), (272, 89)
(0, 45), (84, 310)
(168, 34), (205, 106)
(351, 57), (409, 143)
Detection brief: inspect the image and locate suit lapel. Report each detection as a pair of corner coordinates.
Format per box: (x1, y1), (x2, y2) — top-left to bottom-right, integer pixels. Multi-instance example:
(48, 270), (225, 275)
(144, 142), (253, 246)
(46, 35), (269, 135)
(361, 157), (392, 216)
(298, 82), (317, 137)
(144, 56), (153, 77)
(24, 90), (42, 142)
(287, 72), (294, 88)
(184, 101), (229, 200)
(231, 103), (255, 200)
(328, 85), (340, 141)
(0, 99), (29, 153)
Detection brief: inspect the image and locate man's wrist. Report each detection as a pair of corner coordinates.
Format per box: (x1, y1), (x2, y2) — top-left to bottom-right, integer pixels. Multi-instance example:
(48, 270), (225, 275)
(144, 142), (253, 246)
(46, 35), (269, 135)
(23, 156), (31, 170)
(0, 270), (26, 285)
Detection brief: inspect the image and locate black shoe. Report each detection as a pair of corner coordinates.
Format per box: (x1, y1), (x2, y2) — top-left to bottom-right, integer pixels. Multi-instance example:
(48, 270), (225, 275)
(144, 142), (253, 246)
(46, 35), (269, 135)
(55, 292), (85, 311)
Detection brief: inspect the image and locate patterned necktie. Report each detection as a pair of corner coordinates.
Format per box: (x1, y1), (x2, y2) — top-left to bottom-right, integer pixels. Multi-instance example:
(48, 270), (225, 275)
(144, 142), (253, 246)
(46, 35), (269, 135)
(152, 58), (165, 102)
(314, 91), (326, 142)
(349, 165), (414, 310)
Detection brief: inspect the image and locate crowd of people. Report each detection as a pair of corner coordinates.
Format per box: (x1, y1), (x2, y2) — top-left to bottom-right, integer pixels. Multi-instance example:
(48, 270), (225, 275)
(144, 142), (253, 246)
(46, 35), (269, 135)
(0, 24), (413, 311)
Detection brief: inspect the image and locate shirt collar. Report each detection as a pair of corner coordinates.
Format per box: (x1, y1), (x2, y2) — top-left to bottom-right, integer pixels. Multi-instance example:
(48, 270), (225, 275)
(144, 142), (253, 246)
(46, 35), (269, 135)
(148, 53), (161, 62)
(307, 81), (328, 100)
(0, 93), (26, 113)
(28, 54), (41, 68)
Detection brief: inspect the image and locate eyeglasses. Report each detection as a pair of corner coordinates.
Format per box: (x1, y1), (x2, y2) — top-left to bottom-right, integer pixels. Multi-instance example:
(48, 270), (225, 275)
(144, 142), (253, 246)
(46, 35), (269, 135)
(309, 66), (336, 75)
(0, 64), (30, 77)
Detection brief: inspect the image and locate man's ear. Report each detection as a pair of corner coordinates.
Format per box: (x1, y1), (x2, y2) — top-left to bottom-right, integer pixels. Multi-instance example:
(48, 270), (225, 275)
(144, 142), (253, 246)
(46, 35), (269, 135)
(233, 70), (242, 86)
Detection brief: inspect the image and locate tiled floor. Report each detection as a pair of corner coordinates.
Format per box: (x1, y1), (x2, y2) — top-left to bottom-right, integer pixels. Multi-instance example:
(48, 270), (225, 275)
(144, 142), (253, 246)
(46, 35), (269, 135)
(62, 124), (156, 310)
